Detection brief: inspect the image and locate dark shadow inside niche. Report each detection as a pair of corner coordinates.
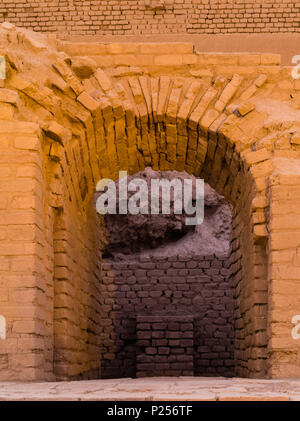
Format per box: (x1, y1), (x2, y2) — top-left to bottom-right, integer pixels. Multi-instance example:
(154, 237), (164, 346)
(95, 167), (233, 260)
(95, 168), (235, 378)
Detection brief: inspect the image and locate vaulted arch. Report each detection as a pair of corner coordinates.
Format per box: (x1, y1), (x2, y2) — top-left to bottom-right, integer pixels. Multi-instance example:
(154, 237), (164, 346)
(0, 25), (300, 380)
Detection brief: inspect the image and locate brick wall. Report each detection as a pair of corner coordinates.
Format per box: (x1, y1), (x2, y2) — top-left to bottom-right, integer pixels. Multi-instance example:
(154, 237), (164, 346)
(0, 121), (47, 381)
(136, 315), (194, 377)
(100, 254), (235, 378)
(0, 1), (299, 39)
(51, 203), (106, 380)
(0, 118), (108, 381)
(1, 26), (289, 380)
(267, 171), (300, 378)
(59, 41), (281, 70)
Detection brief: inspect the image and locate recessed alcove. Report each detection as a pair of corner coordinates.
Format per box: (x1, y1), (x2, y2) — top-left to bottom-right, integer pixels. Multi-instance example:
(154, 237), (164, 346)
(96, 169), (235, 378)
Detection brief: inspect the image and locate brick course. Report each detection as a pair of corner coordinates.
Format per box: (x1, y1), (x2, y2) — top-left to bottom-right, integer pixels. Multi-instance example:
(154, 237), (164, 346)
(136, 315), (194, 377)
(100, 254), (235, 378)
(0, 1), (299, 38)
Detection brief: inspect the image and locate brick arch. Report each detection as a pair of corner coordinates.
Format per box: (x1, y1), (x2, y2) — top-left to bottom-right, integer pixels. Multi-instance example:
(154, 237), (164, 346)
(48, 69), (271, 379)
(1, 25), (300, 381)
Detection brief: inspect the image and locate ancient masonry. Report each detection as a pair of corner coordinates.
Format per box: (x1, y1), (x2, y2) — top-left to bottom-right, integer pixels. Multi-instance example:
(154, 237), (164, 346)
(101, 255), (234, 379)
(0, 21), (299, 382)
(0, 1), (299, 37)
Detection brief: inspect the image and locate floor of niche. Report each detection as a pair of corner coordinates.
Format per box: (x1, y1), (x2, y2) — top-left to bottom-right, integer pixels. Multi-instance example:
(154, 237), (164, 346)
(0, 377), (300, 400)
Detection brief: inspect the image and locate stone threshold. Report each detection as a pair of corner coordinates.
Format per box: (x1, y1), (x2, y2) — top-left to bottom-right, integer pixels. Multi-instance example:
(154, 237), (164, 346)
(0, 377), (300, 401)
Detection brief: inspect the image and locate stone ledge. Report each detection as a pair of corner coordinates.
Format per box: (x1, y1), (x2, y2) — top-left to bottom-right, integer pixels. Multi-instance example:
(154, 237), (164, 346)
(0, 377), (299, 401)
(58, 42), (281, 68)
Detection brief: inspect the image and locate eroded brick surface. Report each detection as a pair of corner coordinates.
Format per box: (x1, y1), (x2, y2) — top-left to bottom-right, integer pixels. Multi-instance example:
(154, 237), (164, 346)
(136, 315), (195, 377)
(0, 23), (299, 382)
(0, 1), (299, 37)
(100, 255), (235, 378)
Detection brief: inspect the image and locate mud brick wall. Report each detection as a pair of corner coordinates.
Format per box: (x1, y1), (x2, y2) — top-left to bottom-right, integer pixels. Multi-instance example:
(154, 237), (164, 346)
(0, 1), (299, 38)
(100, 254), (235, 378)
(2, 24), (300, 382)
(136, 315), (194, 377)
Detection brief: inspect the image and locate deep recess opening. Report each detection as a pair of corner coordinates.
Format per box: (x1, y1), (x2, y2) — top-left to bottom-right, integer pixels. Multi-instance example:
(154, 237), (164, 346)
(95, 168), (235, 378)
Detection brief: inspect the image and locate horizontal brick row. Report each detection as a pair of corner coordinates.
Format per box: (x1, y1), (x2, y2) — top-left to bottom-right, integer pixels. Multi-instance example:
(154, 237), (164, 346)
(136, 315), (194, 377)
(0, 1), (299, 36)
(100, 255), (235, 378)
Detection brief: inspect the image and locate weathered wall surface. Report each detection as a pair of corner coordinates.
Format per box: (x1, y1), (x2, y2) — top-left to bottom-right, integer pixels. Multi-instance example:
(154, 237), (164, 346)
(0, 0), (299, 39)
(0, 24), (300, 381)
(267, 166), (300, 378)
(100, 168), (232, 257)
(51, 203), (106, 380)
(59, 40), (282, 71)
(0, 121), (46, 381)
(0, 120), (107, 381)
(100, 254), (235, 378)
(136, 315), (195, 378)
